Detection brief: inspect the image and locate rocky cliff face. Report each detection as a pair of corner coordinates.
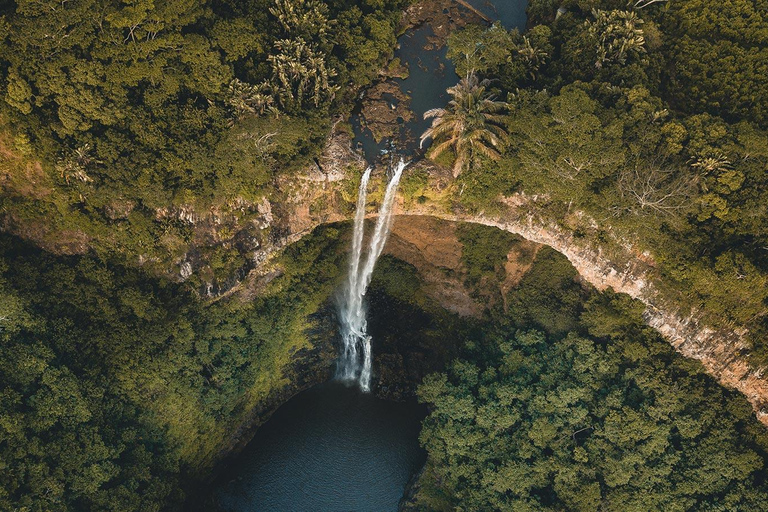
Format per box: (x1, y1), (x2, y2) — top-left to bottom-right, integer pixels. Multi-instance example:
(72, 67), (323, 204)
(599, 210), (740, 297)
(223, 132), (768, 426)
(399, 203), (768, 426)
(5, 119), (767, 426)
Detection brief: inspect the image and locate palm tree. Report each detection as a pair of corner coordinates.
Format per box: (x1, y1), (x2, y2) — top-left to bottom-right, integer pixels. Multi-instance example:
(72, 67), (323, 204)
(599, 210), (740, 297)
(226, 79), (273, 119)
(57, 144), (100, 184)
(269, 0), (333, 42)
(586, 9), (646, 68)
(268, 38), (337, 111)
(517, 36), (548, 79)
(420, 73), (508, 176)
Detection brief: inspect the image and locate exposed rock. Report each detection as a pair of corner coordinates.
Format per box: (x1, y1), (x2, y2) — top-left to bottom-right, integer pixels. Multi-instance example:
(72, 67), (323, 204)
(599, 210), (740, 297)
(360, 82), (413, 143)
(256, 197), (273, 229)
(354, 0), (484, 152)
(316, 123), (365, 182)
(2, 49), (767, 428)
(0, 135), (52, 200)
(399, 183), (768, 427)
(104, 198), (135, 220)
(404, 0), (485, 39)
(180, 260), (193, 281)
(385, 215), (483, 318)
(380, 58), (410, 80)
(374, 353), (410, 400)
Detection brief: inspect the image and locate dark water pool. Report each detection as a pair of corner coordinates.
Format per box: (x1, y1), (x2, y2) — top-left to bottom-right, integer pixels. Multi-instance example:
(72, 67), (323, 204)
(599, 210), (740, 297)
(210, 382), (426, 512)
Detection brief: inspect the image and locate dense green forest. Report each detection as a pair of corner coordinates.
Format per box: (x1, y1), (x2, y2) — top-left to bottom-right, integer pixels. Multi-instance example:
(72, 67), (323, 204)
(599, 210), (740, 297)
(3, 0), (768, 510)
(0, 1), (407, 509)
(409, 226), (768, 511)
(429, 0), (768, 363)
(0, 0), (405, 274)
(0, 226), (345, 510)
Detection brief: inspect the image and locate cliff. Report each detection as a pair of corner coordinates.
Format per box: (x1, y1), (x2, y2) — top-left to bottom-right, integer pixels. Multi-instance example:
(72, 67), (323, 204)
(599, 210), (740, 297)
(400, 198), (768, 426)
(3, 120), (767, 427)
(221, 133), (768, 426)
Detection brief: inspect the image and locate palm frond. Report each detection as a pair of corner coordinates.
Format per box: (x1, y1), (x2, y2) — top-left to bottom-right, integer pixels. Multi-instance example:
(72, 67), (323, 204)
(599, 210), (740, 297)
(420, 72), (509, 175)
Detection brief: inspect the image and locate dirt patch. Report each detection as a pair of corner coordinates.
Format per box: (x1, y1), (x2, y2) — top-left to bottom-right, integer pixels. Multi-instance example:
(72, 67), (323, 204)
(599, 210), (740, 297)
(390, 215), (462, 270)
(0, 135), (52, 200)
(503, 242), (540, 289)
(1, 214), (90, 255)
(386, 215), (482, 317)
(104, 198), (136, 220)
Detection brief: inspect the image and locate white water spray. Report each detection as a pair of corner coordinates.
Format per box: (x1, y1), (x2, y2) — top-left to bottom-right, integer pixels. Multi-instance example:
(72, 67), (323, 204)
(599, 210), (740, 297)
(338, 159), (406, 391)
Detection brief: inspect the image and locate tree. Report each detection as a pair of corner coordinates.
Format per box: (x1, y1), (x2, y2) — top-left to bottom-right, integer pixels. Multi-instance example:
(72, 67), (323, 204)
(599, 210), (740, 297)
(585, 9), (646, 69)
(446, 23), (552, 87)
(614, 158), (695, 218)
(55, 144), (102, 185)
(268, 38), (338, 112)
(269, 0), (334, 44)
(516, 35), (549, 80)
(420, 73), (508, 176)
(446, 22), (516, 78)
(226, 79), (274, 120)
(662, 0), (768, 126)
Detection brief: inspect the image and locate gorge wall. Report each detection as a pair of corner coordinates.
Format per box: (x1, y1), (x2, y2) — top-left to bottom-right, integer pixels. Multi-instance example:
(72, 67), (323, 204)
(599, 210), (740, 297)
(236, 130), (768, 426)
(3, 123), (767, 427)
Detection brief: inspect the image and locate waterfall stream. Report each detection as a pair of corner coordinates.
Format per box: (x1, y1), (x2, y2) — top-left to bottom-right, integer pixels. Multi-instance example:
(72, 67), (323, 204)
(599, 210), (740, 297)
(338, 159), (406, 391)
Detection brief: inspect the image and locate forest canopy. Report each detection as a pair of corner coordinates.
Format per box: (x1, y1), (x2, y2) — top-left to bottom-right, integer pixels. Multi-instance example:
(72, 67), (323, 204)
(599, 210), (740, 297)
(434, 0), (768, 364)
(0, 0), (407, 274)
(0, 225), (346, 511)
(409, 235), (768, 512)
(3, 0), (768, 510)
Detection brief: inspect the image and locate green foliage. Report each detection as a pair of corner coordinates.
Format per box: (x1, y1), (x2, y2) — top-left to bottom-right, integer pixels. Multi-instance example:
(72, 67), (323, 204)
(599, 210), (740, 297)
(0, 0), (406, 271)
(505, 84), (627, 204)
(662, 0), (768, 127)
(415, 289), (768, 511)
(446, 22), (552, 89)
(447, 23), (517, 78)
(270, 0), (334, 42)
(421, 74), (509, 176)
(456, 223), (519, 286)
(443, 2), (768, 361)
(369, 255), (427, 305)
(268, 38), (338, 112)
(0, 224), (346, 510)
(584, 9), (647, 69)
(334, 3), (402, 87)
(504, 247), (586, 336)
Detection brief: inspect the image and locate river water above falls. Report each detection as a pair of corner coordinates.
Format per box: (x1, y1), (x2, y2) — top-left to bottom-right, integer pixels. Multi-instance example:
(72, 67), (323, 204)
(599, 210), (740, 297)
(210, 383), (426, 511)
(352, 0), (527, 161)
(466, 0), (528, 28)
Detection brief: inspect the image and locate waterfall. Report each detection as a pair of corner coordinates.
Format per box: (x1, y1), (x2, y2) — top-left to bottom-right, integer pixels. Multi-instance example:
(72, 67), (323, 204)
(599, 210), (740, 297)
(337, 166), (372, 383)
(337, 159), (406, 391)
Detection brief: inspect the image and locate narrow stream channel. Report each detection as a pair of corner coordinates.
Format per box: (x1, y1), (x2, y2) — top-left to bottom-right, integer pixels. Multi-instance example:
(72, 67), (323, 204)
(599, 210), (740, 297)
(466, 0), (527, 28)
